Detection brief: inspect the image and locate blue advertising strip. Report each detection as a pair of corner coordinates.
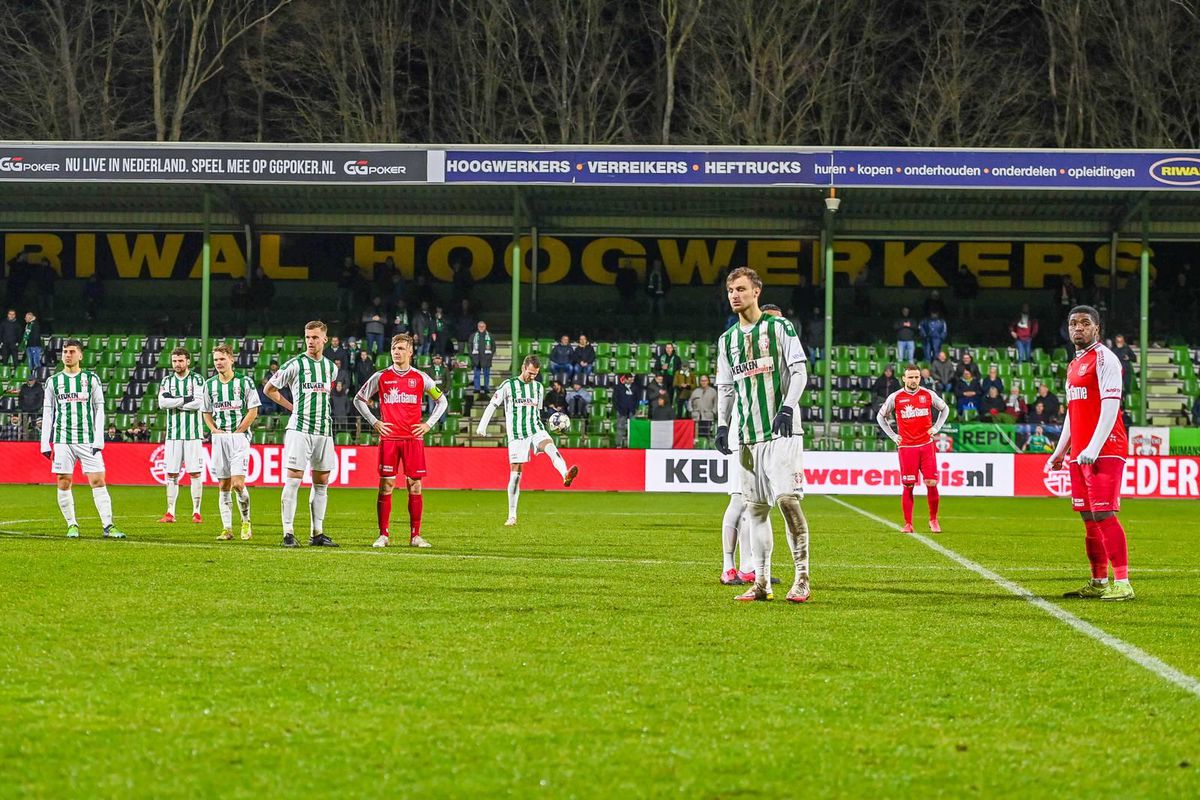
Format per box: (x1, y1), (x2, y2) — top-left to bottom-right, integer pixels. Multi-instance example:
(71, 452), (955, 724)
(442, 150), (829, 186)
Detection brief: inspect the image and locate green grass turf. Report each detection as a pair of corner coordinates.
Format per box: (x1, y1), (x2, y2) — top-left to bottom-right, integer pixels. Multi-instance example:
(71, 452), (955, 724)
(1, 486), (1198, 798)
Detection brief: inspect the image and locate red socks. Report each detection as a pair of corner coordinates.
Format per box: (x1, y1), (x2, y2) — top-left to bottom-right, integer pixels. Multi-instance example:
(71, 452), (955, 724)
(408, 493), (423, 538)
(377, 494), (392, 537)
(901, 485), (915, 525)
(1097, 516), (1129, 580)
(926, 484), (940, 521)
(1083, 520), (1108, 579)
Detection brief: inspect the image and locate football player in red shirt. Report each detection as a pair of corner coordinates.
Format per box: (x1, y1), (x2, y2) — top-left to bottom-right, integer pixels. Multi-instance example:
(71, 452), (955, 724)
(876, 364), (950, 533)
(354, 333), (447, 549)
(1046, 306), (1134, 601)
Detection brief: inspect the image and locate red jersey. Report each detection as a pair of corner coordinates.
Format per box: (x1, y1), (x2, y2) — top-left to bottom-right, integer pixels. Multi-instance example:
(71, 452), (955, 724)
(879, 387), (948, 447)
(1066, 341), (1126, 459)
(355, 366), (440, 440)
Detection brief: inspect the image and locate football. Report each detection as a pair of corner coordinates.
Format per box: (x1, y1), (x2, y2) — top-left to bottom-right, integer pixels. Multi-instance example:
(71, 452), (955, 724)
(547, 412), (571, 433)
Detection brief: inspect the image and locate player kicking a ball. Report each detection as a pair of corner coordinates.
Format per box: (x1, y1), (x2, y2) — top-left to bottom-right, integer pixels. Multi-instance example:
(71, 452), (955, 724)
(156, 347), (205, 524)
(264, 320), (339, 548)
(202, 344), (259, 541)
(716, 268), (810, 603)
(475, 354), (578, 526)
(876, 364), (950, 532)
(1046, 305), (1135, 601)
(354, 333), (446, 548)
(40, 338), (126, 539)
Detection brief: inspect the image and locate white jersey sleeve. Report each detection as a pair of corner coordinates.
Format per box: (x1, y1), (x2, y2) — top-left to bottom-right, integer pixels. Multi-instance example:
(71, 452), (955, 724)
(268, 359), (299, 393)
(1097, 345), (1123, 401)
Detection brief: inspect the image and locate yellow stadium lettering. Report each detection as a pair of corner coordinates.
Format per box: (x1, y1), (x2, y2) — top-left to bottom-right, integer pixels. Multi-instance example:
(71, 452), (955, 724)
(427, 235), (492, 282)
(581, 237), (645, 285)
(959, 242), (1013, 288)
(4, 233), (63, 272)
(259, 234), (308, 279)
(504, 235), (570, 284)
(108, 233), (183, 278)
(74, 234), (95, 278)
(190, 234), (246, 278)
(354, 235), (414, 279)
(1024, 243), (1083, 288)
(884, 241), (945, 287)
(833, 240), (871, 285)
(658, 238), (734, 285)
(1093, 242), (1150, 289)
(747, 239), (799, 285)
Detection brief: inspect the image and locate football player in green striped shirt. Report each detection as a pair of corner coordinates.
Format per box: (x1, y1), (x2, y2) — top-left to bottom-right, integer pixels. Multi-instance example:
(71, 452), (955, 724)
(202, 343), (260, 541)
(476, 355), (578, 526)
(156, 346), (205, 524)
(715, 267), (810, 603)
(39, 338), (126, 539)
(264, 320), (339, 547)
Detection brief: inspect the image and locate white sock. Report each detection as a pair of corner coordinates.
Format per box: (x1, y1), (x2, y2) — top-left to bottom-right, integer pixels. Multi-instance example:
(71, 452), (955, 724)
(738, 509), (765, 575)
(507, 472), (521, 517)
(165, 478), (178, 515)
(721, 493), (744, 572)
(91, 486), (114, 528)
(219, 490), (233, 530)
(236, 487), (251, 521)
(746, 502), (773, 589)
(190, 477), (203, 515)
(780, 497), (810, 579)
(309, 483), (328, 535)
(544, 443), (568, 479)
(56, 488), (77, 526)
(281, 476), (301, 534)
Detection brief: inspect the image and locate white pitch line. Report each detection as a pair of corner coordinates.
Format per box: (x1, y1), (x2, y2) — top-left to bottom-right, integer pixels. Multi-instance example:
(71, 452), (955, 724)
(824, 495), (1200, 700)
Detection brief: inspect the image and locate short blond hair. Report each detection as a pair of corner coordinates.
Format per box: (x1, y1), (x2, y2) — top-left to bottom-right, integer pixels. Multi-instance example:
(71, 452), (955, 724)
(212, 343), (235, 359)
(725, 266), (763, 292)
(391, 333), (414, 349)
(305, 320), (327, 333)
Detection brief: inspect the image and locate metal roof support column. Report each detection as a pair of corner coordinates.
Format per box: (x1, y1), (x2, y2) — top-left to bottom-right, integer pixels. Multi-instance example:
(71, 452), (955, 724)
(531, 225), (539, 315)
(1138, 203), (1150, 426)
(821, 193), (836, 440)
(511, 189), (522, 375)
(200, 188), (212, 373)
(1108, 231), (1118, 319)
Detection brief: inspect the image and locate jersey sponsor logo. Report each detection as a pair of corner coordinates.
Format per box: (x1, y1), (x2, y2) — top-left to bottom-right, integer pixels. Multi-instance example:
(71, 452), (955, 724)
(1067, 386), (1088, 401)
(301, 382), (329, 393)
(899, 405), (931, 419)
(58, 392), (89, 404)
(732, 357), (774, 379)
(513, 398), (539, 407)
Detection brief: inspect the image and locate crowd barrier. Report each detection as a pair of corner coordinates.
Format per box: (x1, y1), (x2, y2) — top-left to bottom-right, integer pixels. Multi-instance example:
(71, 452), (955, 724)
(1, 444), (1196, 499)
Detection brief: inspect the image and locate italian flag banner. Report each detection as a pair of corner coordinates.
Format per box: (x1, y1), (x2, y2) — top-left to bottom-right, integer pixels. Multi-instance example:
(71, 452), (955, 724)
(629, 419), (695, 449)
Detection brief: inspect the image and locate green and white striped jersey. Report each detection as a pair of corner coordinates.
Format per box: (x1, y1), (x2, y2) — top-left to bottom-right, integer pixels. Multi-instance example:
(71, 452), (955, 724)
(269, 354), (336, 436)
(159, 371), (204, 441)
(716, 314), (807, 445)
(40, 370), (104, 449)
(202, 372), (261, 433)
(490, 377), (546, 441)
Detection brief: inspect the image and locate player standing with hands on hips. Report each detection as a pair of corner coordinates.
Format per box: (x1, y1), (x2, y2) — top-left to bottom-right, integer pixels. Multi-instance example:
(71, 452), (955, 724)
(1046, 306), (1134, 601)
(876, 364), (950, 532)
(715, 267), (811, 603)
(202, 344), (260, 541)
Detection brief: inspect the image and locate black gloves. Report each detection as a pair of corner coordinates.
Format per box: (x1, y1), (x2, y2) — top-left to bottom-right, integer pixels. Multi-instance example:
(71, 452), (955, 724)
(715, 425), (731, 455)
(771, 406), (794, 437)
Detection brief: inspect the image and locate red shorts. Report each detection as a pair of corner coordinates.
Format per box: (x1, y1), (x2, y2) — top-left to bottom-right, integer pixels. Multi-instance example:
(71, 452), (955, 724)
(378, 438), (427, 480)
(898, 443), (937, 485)
(1069, 457), (1124, 513)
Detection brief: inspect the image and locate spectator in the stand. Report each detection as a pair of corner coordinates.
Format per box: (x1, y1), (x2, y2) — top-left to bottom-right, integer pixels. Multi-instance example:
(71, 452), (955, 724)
(1035, 383), (1061, 421)
(894, 306), (917, 364)
(412, 301), (433, 356)
(1112, 333), (1136, 392)
(645, 373), (670, 406)
(336, 258), (357, 321)
(325, 336), (351, 385)
(0, 413), (24, 441)
(1009, 304), (1039, 362)
(386, 272), (406, 317)
(1192, 393), (1200, 426)
(84, 274), (105, 322)
(673, 361), (697, 417)
(5, 249), (33, 308)
(791, 273), (817, 322)
(649, 394), (675, 421)
(452, 299), (474, 350)
(919, 367), (937, 392)
(852, 266), (870, 315)
(931, 350), (957, 393)
(952, 265), (978, 319)
(353, 350), (375, 391)
(101, 423), (123, 443)
(954, 369), (982, 418)
(364, 313), (386, 354)
(690, 375), (717, 437)
(468, 321), (494, 395)
(544, 380), (567, 416)
(18, 375), (43, 421)
(250, 267), (274, 327)
(1026, 400), (1049, 426)
(981, 365), (1005, 398)
(954, 352), (979, 382)
(259, 361), (283, 413)
(615, 258), (639, 309)
(923, 289), (948, 318)
(331, 380), (351, 433)
(1172, 268), (1196, 333)
(653, 343), (682, 393)
(919, 310), (947, 361)
(549, 335), (574, 384)
(126, 419), (151, 442)
(572, 334), (596, 382)
(0, 309), (20, 366)
(451, 257), (475, 306)
(980, 386), (1007, 418)
(373, 256), (396, 299)
(566, 380), (590, 418)
(35, 257), (56, 316)
(429, 307), (449, 357)
(805, 307), (823, 359)
(1053, 276), (1077, 322)
(870, 365), (900, 419)
(22, 311), (42, 374)
(614, 373), (638, 445)
(646, 259), (670, 320)
(390, 300), (411, 338)
(1006, 383), (1028, 422)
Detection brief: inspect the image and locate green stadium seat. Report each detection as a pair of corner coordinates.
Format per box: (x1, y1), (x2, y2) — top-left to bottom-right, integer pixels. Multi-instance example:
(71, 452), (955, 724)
(567, 434), (582, 448)
(616, 343), (631, 358)
(335, 432), (352, 445)
(439, 430), (456, 447)
(587, 435), (609, 448)
(595, 342), (611, 357)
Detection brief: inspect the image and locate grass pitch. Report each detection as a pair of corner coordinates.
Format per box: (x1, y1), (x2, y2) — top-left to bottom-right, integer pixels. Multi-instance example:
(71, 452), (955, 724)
(1, 486), (1198, 798)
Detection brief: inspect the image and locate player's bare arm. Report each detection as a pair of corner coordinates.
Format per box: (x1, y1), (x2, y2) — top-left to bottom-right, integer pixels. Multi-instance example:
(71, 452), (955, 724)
(263, 382), (293, 413)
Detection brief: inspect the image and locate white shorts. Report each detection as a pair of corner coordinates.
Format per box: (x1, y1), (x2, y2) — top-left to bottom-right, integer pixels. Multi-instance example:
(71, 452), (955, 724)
(164, 439), (204, 475)
(283, 430), (336, 473)
(738, 436), (805, 506)
(51, 443), (105, 476)
(508, 430), (553, 464)
(210, 432), (251, 479)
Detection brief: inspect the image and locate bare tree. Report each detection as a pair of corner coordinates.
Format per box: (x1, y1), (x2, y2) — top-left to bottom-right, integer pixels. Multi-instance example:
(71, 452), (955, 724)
(647, 0), (705, 144)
